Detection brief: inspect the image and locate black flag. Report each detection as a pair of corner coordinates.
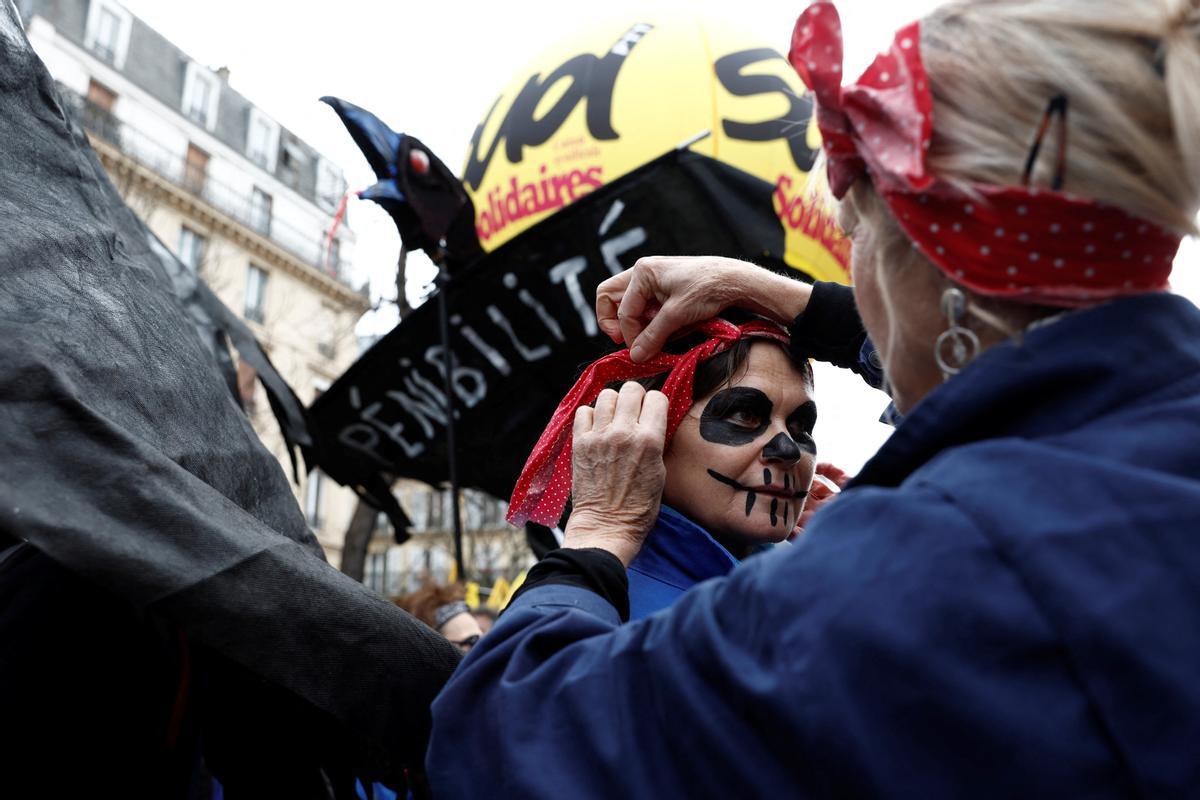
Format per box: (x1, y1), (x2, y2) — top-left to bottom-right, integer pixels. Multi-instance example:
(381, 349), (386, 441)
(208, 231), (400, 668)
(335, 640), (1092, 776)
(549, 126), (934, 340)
(309, 147), (801, 523)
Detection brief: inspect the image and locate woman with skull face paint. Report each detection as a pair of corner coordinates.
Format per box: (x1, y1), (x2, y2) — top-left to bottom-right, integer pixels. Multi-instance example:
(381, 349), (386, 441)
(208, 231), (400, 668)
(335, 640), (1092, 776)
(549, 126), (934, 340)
(502, 314), (822, 619)
(598, 323), (820, 618)
(616, 329), (818, 618)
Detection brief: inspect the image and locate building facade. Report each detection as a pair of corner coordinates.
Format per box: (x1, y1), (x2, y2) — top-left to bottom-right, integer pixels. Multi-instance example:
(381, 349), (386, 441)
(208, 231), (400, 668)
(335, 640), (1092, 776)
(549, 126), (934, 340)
(20, 0), (370, 564)
(365, 485), (531, 597)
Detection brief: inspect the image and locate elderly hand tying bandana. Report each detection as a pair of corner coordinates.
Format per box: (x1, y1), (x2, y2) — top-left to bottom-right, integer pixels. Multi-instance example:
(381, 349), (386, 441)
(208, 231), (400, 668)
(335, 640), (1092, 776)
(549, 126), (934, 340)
(790, 1), (1183, 307)
(507, 318), (789, 528)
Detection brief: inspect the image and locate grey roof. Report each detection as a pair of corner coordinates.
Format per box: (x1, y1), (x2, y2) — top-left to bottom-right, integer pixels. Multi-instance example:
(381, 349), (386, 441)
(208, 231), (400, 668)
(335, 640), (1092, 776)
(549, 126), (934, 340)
(21, 0), (336, 210)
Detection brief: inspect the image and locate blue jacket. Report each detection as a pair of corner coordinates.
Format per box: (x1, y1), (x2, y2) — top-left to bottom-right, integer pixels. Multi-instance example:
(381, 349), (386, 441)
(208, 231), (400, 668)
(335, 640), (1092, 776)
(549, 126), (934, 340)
(429, 294), (1200, 798)
(628, 505), (739, 619)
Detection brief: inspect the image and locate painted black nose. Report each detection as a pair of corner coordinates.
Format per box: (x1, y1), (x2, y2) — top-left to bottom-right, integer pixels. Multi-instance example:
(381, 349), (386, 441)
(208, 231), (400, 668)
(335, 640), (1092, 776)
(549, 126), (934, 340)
(762, 432), (802, 465)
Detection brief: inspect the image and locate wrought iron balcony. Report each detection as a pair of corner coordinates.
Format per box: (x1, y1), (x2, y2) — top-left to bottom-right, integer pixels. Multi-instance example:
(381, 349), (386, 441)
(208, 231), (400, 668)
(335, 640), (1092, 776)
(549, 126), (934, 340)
(58, 83), (358, 289)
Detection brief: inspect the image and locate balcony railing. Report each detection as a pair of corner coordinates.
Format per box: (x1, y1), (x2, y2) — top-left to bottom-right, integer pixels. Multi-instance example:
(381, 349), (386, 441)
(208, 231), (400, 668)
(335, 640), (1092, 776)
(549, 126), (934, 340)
(59, 84), (358, 289)
(89, 42), (116, 65)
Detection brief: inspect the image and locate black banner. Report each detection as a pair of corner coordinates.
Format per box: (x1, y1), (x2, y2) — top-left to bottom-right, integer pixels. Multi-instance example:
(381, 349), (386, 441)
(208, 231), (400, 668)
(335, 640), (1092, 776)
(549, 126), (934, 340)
(309, 149), (806, 520)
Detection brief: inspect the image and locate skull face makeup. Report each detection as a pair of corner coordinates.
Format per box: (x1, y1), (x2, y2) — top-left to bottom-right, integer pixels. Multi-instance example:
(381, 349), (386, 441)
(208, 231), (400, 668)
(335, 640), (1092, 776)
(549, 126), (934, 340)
(663, 341), (817, 557)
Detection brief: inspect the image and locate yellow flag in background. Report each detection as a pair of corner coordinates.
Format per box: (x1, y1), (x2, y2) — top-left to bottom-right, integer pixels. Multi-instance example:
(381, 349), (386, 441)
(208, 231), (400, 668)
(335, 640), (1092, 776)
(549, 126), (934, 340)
(464, 581), (481, 609)
(508, 570), (528, 601)
(486, 577), (512, 611)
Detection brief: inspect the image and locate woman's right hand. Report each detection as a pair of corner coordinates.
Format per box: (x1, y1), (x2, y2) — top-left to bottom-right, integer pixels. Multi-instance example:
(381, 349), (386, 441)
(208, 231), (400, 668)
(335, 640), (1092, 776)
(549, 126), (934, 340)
(564, 383), (669, 567)
(595, 256), (814, 363)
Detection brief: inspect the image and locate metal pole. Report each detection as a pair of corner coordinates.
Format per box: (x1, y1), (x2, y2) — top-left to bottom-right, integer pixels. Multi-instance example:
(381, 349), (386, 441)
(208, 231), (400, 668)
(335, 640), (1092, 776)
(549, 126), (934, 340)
(434, 263), (466, 582)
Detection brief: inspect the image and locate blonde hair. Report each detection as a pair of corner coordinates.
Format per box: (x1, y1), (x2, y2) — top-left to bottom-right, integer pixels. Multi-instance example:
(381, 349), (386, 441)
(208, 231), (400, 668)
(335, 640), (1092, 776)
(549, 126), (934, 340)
(840, 0), (1200, 306)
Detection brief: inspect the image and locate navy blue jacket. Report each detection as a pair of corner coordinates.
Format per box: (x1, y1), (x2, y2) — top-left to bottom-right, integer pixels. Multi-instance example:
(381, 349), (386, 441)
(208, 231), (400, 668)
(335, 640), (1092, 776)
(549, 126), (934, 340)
(628, 505), (739, 619)
(428, 294), (1200, 798)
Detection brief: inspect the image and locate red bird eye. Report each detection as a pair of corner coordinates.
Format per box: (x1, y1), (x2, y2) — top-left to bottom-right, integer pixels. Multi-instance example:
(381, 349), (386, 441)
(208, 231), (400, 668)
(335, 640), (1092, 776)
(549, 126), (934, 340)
(409, 149), (431, 174)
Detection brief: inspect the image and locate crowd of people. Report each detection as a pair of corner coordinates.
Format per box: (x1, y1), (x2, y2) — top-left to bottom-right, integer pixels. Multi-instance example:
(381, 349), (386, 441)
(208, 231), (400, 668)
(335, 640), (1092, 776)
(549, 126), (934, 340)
(4, 0), (1200, 797)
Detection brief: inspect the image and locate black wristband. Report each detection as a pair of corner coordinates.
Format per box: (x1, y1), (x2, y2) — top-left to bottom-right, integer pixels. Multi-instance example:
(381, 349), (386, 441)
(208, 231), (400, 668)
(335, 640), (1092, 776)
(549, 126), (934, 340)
(507, 547), (630, 622)
(789, 280), (868, 370)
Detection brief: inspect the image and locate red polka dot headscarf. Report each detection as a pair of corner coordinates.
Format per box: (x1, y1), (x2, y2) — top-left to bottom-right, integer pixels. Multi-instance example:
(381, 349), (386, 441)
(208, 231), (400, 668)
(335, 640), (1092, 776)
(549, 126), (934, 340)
(506, 318), (789, 528)
(790, 2), (1183, 306)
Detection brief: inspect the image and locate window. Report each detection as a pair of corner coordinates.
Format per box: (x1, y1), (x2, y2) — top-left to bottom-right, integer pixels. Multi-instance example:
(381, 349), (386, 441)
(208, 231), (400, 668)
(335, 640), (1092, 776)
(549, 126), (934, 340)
(281, 141), (309, 170)
(83, 79), (119, 142)
(86, 79), (116, 112)
(325, 235), (341, 275)
(244, 264), (268, 323)
(93, 8), (120, 61)
(278, 140), (309, 190)
(365, 548), (407, 595)
(182, 62), (220, 131)
(249, 187), (272, 235)
(373, 512), (391, 540)
(184, 143), (209, 194)
(186, 79), (210, 124)
(305, 470), (325, 529)
(177, 226), (206, 272)
(246, 108), (279, 171)
(316, 158), (345, 213)
(422, 490), (456, 531)
(366, 552), (383, 592)
(84, 1), (131, 68)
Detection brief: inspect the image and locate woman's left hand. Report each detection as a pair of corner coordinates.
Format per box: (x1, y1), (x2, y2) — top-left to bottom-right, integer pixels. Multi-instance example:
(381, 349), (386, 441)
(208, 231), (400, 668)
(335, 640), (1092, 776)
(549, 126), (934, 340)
(791, 462), (851, 539)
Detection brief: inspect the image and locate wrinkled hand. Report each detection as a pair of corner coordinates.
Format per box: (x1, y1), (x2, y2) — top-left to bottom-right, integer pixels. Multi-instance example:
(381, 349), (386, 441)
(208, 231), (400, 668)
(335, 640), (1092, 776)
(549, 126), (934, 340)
(596, 256), (813, 363)
(792, 462), (851, 539)
(565, 383), (669, 566)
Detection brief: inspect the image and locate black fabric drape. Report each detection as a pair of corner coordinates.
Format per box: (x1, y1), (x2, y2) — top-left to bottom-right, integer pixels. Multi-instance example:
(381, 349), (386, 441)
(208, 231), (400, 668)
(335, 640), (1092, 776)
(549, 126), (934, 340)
(0, 9), (458, 792)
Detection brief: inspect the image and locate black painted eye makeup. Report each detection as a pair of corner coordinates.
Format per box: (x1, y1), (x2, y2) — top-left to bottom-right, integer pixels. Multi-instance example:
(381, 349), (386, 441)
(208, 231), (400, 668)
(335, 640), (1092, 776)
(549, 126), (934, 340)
(786, 401), (818, 455)
(699, 387), (773, 446)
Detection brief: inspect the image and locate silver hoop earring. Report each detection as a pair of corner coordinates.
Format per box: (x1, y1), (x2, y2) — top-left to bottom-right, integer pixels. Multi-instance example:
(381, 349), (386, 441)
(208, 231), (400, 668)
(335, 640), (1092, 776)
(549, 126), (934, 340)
(934, 287), (980, 381)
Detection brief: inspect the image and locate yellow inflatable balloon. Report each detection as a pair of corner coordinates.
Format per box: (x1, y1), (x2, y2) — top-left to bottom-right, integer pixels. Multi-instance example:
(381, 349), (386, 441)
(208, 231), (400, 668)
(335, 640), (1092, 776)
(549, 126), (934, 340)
(462, 14), (849, 283)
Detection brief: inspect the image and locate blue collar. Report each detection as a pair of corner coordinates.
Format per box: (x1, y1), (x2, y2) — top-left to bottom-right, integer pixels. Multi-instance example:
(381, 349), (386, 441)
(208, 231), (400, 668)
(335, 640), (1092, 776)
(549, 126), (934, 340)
(853, 293), (1200, 489)
(628, 504), (740, 591)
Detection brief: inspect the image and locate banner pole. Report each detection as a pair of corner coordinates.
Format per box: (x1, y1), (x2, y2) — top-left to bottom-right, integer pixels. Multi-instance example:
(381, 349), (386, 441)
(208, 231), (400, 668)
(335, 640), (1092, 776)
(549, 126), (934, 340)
(433, 256), (467, 583)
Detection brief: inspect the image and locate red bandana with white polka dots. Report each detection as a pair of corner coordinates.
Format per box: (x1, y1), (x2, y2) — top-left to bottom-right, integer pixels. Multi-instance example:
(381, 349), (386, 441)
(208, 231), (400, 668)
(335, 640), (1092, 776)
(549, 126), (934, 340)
(506, 319), (789, 528)
(790, 1), (1182, 306)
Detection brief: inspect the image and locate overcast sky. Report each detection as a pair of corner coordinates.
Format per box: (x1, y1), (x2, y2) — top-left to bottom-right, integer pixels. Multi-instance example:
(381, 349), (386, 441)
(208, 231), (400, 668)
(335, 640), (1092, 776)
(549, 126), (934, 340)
(113, 0), (1200, 473)
(116, 0), (942, 304)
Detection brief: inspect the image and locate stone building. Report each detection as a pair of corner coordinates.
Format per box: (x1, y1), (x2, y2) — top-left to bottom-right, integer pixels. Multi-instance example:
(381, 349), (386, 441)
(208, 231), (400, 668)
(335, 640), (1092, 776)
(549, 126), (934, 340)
(19, 0), (370, 564)
(364, 485), (532, 596)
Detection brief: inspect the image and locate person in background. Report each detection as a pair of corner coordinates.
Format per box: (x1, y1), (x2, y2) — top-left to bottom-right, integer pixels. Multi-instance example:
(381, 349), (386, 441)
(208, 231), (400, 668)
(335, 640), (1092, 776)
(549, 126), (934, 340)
(471, 607), (498, 635)
(428, 1), (1200, 796)
(394, 583), (483, 654)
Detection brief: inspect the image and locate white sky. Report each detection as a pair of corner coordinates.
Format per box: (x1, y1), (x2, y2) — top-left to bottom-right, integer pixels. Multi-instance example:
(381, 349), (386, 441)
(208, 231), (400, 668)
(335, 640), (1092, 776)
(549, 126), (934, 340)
(115, 0), (1200, 474)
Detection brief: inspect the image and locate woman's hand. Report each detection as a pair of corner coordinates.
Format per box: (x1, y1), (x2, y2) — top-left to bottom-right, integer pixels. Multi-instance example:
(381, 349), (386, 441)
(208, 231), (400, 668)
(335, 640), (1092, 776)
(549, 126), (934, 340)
(792, 462), (851, 538)
(595, 256), (814, 363)
(564, 383), (669, 566)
